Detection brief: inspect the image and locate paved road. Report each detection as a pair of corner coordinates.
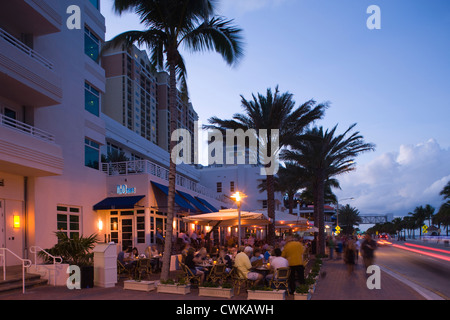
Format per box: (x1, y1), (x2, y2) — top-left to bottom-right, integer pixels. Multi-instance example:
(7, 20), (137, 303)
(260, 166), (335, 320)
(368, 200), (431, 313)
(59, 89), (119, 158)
(375, 241), (450, 300)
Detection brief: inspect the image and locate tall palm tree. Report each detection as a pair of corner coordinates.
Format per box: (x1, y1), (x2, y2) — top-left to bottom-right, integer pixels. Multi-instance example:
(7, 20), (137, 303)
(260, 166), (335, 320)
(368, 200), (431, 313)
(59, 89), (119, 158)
(338, 204), (362, 235)
(440, 181), (450, 200)
(205, 87), (326, 244)
(107, 0), (244, 281)
(282, 124), (375, 255)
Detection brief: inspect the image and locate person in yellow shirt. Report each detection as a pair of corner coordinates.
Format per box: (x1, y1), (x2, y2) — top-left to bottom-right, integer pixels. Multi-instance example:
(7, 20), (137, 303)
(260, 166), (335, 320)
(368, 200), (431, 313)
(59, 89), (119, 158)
(234, 246), (263, 285)
(282, 236), (305, 294)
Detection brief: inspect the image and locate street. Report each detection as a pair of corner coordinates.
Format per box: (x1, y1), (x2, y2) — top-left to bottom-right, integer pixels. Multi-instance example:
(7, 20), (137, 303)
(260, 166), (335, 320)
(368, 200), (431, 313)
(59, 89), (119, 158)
(374, 240), (450, 300)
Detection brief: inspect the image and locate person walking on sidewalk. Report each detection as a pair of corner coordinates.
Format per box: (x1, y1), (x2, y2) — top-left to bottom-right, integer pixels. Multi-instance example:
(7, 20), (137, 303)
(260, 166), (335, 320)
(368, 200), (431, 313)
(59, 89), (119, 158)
(344, 237), (356, 275)
(282, 236), (305, 294)
(361, 234), (377, 270)
(327, 236), (335, 260)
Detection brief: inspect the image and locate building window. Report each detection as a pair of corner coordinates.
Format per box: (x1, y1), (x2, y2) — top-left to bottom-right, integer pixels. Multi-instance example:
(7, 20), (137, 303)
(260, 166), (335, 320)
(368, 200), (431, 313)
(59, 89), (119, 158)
(137, 213), (145, 244)
(85, 82), (100, 116)
(262, 200), (268, 209)
(84, 27), (100, 62)
(85, 138), (100, 170)
(230, 181), (235, 193)
(57, 206), (81, 239)
(88, 0), (99, 9)
(216, 182), (222, 193)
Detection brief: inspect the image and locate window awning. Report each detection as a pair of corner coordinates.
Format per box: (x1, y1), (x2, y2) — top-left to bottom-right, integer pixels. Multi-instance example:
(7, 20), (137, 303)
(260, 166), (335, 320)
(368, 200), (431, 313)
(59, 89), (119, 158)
(151, 181), (196, 211)
(195, 197), (219, 212)
(177, 190), (211, 213)
(93, 195), (145, 211)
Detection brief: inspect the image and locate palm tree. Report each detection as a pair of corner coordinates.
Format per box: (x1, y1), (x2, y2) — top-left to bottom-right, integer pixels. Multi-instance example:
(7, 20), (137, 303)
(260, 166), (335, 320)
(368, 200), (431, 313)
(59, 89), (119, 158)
(338, 204), (362, 235)
(410, 205), (430, 237)
(258, 162), (306, 215)
(206, 87), (326, 244)
(282, 124), (375, 255)
(107, 0), (244, 281)
(440, 181), (450, 200)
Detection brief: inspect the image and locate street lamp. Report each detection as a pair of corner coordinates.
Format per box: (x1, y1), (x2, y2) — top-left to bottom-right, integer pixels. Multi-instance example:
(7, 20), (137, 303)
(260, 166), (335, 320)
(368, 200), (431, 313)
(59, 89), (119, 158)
(336, 197), (355, 229)
(231, 191), (247, 246)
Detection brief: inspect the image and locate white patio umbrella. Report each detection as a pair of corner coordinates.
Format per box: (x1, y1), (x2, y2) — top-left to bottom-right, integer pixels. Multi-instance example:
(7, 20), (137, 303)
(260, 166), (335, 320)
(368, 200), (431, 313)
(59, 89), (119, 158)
(183, 209), (270, 227)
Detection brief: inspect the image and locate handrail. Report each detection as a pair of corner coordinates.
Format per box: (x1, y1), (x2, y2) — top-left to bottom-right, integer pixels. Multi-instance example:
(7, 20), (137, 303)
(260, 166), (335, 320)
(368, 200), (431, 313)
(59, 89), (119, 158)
(0, 26), (54, 70)
(0, 248), (33, 294)
(30, 246), (62, 287)
(0, 113), (56, 143)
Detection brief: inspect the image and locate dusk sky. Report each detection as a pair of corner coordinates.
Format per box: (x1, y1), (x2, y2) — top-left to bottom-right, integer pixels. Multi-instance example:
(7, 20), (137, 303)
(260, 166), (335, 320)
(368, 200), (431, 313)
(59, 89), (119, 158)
(100, 0), (450, 220)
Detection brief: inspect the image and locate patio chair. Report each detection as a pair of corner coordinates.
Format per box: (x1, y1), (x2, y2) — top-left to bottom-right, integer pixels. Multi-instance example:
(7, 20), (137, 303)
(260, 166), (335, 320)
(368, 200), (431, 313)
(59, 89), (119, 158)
(207, 263), (227, 284)
(229, 267), (247, 296)
(135, 258), (152, 281)
(269, 267), (290, 295)
(117, 260), (134, 280)
(180, 262), (202, 286)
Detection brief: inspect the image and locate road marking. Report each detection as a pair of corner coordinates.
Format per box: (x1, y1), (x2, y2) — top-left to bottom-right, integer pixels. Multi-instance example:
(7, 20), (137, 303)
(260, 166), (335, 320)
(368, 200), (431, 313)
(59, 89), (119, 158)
(379, 264), (446, 300)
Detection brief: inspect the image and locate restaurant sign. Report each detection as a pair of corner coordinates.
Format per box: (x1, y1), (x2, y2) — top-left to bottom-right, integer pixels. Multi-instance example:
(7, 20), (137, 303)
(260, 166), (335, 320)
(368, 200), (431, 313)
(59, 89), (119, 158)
(117, 184), (136, 195)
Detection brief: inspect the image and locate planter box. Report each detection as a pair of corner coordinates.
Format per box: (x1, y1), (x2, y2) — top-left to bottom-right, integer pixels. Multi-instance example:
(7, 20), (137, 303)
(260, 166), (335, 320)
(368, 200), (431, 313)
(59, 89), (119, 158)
(157, 283), (191, 295)
(124, 280), (156, 292)
(248, 290), (285, 300)
(198, 287), (234, 299)
(294, 292), (309, 300)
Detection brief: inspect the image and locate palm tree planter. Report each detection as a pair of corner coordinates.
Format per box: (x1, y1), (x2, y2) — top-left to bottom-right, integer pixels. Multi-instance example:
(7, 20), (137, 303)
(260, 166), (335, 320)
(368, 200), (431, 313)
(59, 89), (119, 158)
(247, 287), (285, 300)
(157, 280), (191, 295)
(124, 280), (156, 292)
(198, 283), (234, 299)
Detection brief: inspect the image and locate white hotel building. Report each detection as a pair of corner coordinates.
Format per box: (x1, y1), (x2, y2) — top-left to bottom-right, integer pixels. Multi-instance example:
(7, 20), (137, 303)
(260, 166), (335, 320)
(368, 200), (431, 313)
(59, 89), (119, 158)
(0, 0), (235, 267)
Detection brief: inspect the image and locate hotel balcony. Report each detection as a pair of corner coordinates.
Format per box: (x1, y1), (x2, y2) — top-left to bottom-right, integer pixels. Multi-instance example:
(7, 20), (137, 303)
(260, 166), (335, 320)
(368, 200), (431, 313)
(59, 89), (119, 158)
(0, 114), (64, 177)
(0, 0), (62, 36)
(0, 27), (62, 107)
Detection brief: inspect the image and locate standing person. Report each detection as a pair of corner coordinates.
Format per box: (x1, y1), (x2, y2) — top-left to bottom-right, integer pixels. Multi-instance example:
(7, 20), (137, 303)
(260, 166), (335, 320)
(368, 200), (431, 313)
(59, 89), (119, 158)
(361, 234), (377, 270)
(156, 228), (165, 253)
(282, 236), (305, 294)
(327, 236), (335, 260)
(344, 238), (356, 275)
(355, 237), (361, 264)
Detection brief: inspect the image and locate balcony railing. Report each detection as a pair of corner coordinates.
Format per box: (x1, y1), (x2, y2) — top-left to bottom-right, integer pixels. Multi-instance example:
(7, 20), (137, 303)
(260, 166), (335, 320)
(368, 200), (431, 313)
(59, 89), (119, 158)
(0, 113), (56, 143)
(0, 27), (54, 70)
(102, 160), (225, 202)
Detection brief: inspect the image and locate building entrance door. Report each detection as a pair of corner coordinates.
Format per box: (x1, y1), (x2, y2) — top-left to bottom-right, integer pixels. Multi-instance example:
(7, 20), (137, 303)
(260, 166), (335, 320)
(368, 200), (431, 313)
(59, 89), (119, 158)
(109, 215), (134, 251)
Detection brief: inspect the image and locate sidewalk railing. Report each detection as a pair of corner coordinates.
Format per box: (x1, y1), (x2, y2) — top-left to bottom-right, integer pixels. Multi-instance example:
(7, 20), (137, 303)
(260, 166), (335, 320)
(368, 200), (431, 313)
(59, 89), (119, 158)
(0, 248), (32, 294)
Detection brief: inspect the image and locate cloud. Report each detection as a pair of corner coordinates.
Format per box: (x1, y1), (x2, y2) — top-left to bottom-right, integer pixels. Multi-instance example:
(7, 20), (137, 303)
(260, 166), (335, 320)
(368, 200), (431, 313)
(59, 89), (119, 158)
(336, 139), (450, 217)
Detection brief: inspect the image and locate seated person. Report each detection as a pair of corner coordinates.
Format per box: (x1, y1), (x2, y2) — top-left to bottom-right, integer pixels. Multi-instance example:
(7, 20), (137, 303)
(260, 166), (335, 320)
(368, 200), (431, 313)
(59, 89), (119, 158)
(250, 248), (264, 267)
(184, 247), (205, 284)
(234, 246), (263, 286)
(194, 247), (208, 264)
(118, 247), (136, 269)
(265, 248), (289, 281)
(264, 246), (273, 262)
(217, 248), (233, 273)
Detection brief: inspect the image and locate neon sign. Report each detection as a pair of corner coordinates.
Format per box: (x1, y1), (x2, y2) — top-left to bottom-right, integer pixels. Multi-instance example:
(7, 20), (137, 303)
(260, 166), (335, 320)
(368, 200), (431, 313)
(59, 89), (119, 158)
(117, 184), (136, 195)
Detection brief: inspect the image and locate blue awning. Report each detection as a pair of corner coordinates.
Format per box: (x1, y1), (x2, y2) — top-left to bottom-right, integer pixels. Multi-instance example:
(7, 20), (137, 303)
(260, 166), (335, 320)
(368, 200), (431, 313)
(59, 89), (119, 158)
(151, 182), (196, 211)
(93, 195), (145, 211)
(177, 190), (211, 213)
(195, 197), (219, 212)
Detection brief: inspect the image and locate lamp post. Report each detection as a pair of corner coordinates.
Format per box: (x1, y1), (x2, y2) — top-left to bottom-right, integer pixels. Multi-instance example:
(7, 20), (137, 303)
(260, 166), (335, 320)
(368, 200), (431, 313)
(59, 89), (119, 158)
(336, 197), (355, 231)
(231, 191), (247, 246)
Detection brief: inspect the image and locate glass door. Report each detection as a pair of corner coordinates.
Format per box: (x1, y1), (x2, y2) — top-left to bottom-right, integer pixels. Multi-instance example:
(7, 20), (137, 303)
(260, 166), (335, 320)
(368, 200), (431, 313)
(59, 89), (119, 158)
(109, 214), (134, 251)
(121, 218), (133, 251)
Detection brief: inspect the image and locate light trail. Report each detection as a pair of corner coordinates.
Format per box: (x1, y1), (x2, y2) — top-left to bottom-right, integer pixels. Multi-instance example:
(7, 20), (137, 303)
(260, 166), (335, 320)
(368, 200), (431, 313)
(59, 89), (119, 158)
(404, 243), (450, 255)
(391, 244), (450, 262)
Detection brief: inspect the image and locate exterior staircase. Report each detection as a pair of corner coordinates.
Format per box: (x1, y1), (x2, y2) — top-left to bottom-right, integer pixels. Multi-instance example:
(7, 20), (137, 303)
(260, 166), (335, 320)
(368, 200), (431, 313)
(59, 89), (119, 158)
(0, 265), (48, 294)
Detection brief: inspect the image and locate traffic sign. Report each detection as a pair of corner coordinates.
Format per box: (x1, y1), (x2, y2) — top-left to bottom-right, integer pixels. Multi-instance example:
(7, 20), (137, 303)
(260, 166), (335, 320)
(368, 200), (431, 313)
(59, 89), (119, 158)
(422, 225), (428, 234)
(335, 225), (341, 232)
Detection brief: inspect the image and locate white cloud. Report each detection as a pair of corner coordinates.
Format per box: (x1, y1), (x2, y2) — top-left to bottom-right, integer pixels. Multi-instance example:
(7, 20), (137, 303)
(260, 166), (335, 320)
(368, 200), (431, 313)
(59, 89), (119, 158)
(336, 139), (450, 217)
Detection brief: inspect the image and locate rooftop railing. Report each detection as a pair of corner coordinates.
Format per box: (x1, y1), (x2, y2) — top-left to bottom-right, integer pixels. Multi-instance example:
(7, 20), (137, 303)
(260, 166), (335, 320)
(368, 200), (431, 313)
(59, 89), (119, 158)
(102, 160), (226, 202)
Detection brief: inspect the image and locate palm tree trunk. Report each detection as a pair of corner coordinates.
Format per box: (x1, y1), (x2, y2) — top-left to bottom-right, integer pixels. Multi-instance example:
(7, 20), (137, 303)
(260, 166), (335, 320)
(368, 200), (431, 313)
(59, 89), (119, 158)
(266, 174), (276, 245)
(160, 60), (178, 281)
(288, 193), (294, 215)
(317, 176), (326, 255)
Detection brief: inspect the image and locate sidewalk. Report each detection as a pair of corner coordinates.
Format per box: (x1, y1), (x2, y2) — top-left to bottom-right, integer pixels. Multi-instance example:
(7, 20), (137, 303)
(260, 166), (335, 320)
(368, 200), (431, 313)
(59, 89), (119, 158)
(311, 257), (425, 300)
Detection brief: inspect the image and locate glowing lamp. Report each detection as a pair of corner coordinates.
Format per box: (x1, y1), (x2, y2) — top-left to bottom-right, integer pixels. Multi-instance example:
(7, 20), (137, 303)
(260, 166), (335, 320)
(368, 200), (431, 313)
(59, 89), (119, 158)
(98, 219), (103, 231)
(13, 215), (20, 229)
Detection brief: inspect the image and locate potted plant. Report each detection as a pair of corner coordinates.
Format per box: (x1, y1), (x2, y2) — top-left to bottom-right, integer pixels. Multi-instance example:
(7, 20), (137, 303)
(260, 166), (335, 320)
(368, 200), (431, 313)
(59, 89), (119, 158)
(40, 232), (98, 288)
(198, 281), (234, 299)
(157, 277), (191, 295)
(305, 275), (316, 293)
(247, 285), (285, 300)
(294, 284), (310, 300)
